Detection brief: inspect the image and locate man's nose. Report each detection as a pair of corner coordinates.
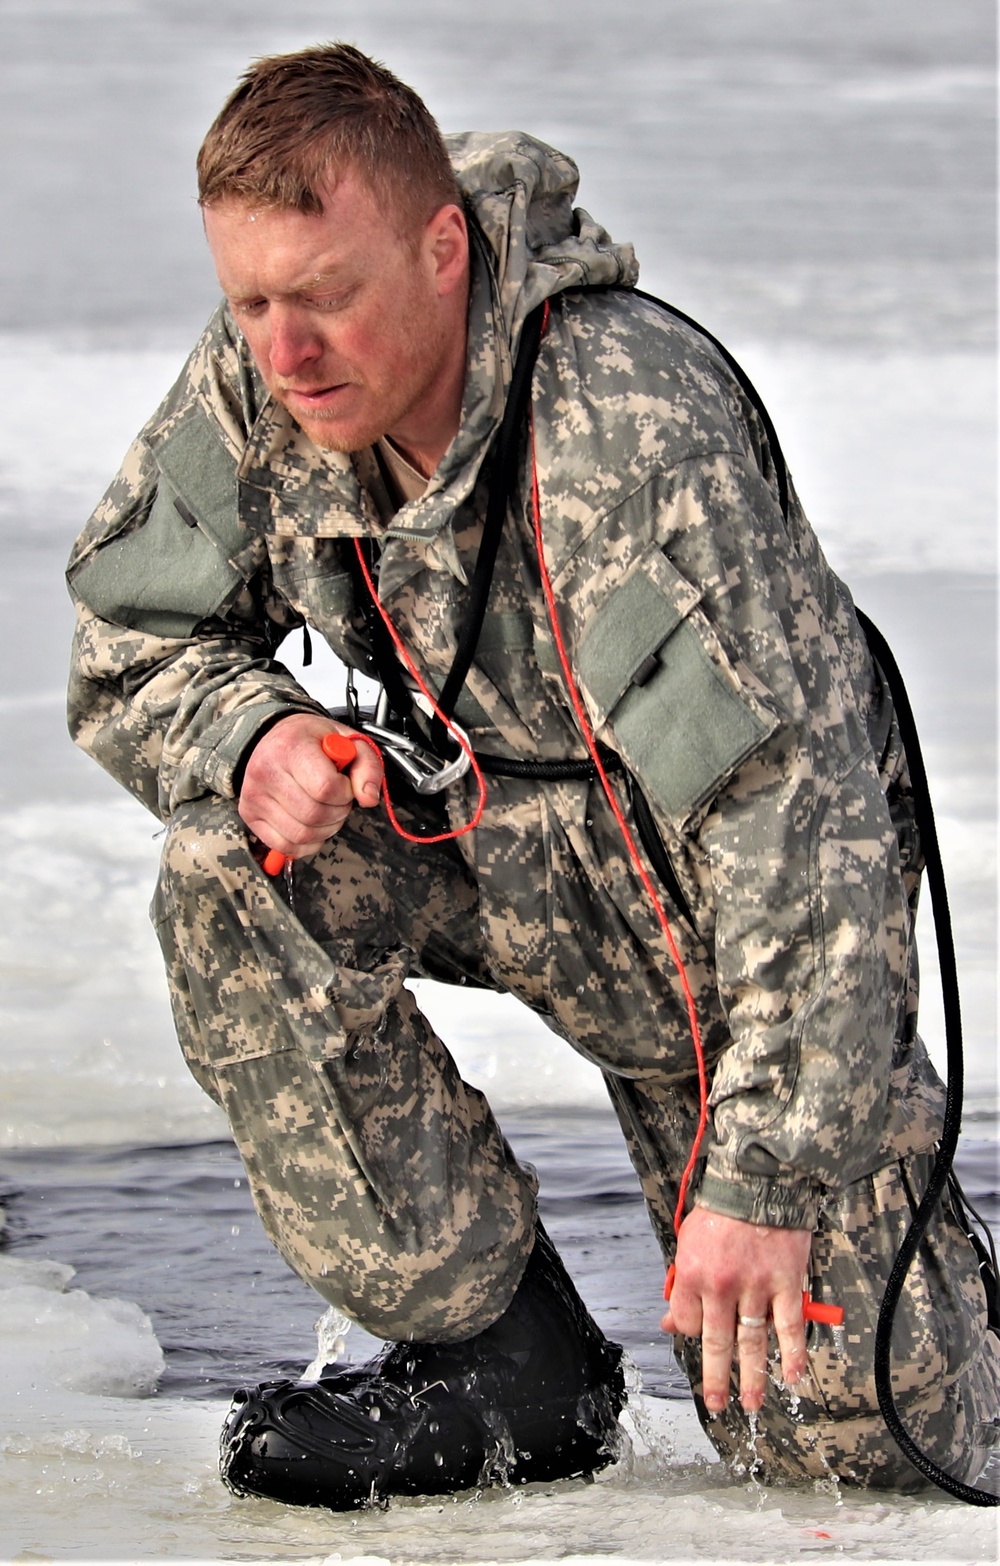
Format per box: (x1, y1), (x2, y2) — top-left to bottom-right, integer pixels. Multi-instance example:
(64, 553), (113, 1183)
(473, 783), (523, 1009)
(267, 307), (323, 380)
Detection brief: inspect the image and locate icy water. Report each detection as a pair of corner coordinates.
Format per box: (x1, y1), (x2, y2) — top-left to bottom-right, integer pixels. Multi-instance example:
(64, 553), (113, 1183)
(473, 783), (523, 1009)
(0, 1), (997, 1560)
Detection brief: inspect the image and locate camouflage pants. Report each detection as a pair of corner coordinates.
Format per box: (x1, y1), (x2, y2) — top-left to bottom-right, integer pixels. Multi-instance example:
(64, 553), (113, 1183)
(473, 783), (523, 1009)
(152, 794), (999, 1491)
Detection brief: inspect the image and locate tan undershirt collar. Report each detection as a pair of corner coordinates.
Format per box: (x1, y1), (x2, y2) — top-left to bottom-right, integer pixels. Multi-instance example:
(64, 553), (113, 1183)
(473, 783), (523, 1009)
(373, 436), (429, 515)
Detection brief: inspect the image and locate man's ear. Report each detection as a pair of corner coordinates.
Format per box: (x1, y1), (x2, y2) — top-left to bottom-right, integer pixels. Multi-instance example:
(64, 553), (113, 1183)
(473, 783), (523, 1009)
(424, 203), (469, 297)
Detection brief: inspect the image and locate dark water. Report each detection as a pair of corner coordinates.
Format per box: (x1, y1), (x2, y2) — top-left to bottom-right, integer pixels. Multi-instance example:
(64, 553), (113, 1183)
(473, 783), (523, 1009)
(0, 1109), (685, 1400)
(1, 1106), (996, 1404)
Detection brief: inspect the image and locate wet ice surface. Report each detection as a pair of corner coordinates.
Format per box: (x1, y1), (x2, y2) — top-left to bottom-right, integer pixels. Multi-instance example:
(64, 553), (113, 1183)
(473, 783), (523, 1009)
(1, 0), (997, 1558)
(1, 1269), (997, 1564)
(3, 1407), (997, 1566)
(1, 1226), (998, 1563)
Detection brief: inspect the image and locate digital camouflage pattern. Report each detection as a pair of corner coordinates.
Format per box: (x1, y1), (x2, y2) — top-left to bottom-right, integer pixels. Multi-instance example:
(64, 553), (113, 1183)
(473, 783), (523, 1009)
(67, 131), (999, 1484)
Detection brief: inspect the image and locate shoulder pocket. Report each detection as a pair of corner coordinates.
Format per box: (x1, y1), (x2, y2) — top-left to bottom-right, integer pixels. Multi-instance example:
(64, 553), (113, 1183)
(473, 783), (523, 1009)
(577, 547), (780, 827)
(70, 407), (244, 639)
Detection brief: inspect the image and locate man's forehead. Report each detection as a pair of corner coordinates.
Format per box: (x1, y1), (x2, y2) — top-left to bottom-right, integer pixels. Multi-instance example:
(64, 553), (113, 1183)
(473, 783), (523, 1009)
(204, 177), (392, 292)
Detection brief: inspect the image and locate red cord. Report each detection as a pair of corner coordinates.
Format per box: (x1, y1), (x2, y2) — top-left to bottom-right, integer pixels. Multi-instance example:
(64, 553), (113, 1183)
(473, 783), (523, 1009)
(527, 407), (709, 1242)
(351, 312), (707, 1240)
(352, 537), (487, 845)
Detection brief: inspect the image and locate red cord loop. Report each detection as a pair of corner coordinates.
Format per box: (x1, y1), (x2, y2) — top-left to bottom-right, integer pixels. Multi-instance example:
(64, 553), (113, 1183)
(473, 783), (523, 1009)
(351, 539), (487, 844)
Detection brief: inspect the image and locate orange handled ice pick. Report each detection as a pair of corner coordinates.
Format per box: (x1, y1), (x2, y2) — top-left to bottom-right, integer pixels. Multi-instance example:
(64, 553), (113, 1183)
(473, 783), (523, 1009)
(262, 731), (358, 877)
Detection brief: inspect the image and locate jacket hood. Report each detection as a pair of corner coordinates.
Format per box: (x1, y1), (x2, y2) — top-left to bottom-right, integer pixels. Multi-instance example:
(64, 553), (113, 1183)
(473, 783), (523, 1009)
(448, 131), (638, 349)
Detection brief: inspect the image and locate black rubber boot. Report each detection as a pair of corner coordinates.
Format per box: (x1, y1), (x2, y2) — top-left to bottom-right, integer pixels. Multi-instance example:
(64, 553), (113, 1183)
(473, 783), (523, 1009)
(219, 1225), (626, 1509)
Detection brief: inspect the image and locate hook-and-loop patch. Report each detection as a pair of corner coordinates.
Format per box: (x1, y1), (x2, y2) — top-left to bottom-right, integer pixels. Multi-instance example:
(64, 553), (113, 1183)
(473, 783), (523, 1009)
(577, 545), (780, 828)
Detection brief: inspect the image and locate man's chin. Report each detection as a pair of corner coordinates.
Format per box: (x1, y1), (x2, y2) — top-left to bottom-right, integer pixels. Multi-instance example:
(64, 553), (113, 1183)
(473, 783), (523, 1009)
(283, 406), (383, 456)
(301, 424), (367, 454)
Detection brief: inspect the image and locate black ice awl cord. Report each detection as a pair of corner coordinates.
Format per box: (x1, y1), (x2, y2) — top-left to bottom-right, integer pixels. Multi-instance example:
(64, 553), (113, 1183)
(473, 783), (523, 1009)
(855, 610), (999, 1507)
(362, 283), (997, 1501)
(429, 301), (548, 759)
(633, 284), (999, 1504)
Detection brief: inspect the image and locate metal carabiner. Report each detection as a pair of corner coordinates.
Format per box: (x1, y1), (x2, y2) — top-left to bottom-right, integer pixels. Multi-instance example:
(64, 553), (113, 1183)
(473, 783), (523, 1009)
(357, 689), (471, 796)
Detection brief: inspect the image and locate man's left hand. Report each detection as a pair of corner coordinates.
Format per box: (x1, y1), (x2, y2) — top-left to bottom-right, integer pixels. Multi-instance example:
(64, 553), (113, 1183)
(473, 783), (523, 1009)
(660, 1207), (812, 1413)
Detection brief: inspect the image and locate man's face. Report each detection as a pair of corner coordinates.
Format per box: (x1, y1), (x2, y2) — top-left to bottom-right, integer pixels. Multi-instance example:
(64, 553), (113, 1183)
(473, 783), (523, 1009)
(203, 168), (468, 466)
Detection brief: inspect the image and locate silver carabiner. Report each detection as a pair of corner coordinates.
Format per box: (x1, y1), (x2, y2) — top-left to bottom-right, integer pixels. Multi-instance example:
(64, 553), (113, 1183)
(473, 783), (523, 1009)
(359, 691), (471, 796)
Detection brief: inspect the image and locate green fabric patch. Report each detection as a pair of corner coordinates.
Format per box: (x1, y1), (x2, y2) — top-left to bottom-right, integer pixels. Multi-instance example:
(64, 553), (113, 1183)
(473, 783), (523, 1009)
(614, 621), (775, 820)
(71, 409), (243, 638)
(578, 567), (685, 715)
(578, 550), (778, 824)
(154, 406), (244, 560)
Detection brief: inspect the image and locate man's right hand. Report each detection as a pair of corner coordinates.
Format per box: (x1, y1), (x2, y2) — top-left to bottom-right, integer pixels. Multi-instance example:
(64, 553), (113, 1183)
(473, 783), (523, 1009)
(238, 712), (383, 859)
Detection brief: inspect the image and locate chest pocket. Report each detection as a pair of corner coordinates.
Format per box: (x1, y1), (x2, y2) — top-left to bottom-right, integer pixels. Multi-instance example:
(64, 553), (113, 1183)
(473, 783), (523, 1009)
(577, 545), (780, 830)
(70, 407), (245, 638)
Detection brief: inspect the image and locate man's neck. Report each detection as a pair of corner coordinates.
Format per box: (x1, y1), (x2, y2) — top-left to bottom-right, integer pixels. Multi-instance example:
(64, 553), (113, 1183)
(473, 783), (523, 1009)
(384, 290), (469, 478)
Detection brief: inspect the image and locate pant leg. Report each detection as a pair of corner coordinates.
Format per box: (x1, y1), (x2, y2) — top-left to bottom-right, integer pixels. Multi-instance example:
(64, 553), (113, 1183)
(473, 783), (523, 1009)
(607, 1075), (1000, 1490)
(151, 793), (537, 1343)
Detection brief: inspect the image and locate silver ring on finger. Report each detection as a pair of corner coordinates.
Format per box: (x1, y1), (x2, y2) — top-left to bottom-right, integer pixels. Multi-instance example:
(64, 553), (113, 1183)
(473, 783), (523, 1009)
(738, 1314), (767, 1328)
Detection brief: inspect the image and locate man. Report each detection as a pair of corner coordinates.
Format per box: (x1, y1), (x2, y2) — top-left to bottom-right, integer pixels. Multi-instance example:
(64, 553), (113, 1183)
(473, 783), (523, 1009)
(67, 44), (999, 1507)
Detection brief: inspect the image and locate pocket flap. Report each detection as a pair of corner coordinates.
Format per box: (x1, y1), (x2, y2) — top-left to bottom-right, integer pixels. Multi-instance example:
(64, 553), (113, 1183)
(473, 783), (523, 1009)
(71, 476), (243, 638)
(71, 407), (246, 638)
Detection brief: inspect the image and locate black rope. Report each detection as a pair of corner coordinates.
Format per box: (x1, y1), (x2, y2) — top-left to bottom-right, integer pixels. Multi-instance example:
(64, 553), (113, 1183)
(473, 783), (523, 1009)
(352, 538), (417, 726)
(473, 748), (620, 780)
(430, 302), (548, 755)
(856, 608), (997, 1506)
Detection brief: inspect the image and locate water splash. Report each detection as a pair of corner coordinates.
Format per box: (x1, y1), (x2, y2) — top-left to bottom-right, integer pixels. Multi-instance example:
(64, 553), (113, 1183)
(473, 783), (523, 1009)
(768, 1351), (803, 1421)
(301, 1303), (354, 1381)
(728, 1406), (770, 1506)
(477, 1406), (517, 1488)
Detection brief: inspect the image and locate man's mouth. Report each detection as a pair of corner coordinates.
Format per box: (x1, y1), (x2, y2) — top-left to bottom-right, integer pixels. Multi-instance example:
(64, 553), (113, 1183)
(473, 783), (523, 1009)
(283, 383), (348, 403)
(274, 379), (362, 416)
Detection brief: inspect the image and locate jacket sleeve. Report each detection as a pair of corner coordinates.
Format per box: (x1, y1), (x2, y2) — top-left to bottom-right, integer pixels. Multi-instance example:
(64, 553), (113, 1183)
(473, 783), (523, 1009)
(571, 452), (913, 1230)
(67, 594), (327, 822)
(66, 315), (329, 821)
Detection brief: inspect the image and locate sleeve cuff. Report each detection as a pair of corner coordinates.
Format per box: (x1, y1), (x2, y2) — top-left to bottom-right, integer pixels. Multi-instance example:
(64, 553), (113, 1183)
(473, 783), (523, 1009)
(197, 698), (328, 800)
(695, 1157), (826, 1230)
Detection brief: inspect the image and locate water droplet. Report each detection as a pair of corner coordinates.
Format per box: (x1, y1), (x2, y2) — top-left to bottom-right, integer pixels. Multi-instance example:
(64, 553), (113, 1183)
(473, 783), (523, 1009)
(433, 1450), (444, 1467)
(230, 1225), (240, 1236)
(369, 1404), (381, 1422)
(428, 1420), (439, 1435)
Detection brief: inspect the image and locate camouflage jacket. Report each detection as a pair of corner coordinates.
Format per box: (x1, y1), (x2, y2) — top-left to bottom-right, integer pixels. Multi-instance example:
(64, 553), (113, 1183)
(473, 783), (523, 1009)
(67, 133), (943, 1229)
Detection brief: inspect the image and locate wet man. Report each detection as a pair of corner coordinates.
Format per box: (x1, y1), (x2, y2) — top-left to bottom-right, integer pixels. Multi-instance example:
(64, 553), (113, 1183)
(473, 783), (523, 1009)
(67, 45), (1000, 1506)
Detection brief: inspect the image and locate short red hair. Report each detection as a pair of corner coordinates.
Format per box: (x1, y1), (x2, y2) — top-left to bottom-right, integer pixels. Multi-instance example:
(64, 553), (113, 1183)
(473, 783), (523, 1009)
(197, 43), (459, 234)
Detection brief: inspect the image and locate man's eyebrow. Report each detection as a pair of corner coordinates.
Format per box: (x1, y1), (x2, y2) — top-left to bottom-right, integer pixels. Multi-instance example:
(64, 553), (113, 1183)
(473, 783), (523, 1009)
(225, 270), (351, 304)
